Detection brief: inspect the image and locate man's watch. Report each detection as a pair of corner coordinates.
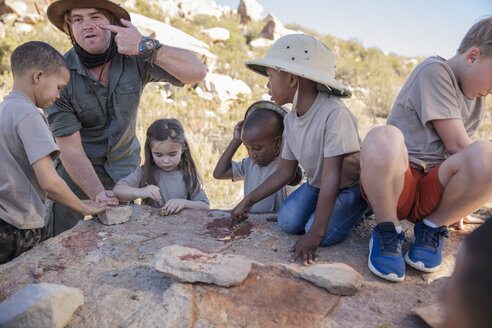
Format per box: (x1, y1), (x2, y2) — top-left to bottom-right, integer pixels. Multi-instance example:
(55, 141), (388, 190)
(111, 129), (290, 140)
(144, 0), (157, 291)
(139, 36), (162, 63)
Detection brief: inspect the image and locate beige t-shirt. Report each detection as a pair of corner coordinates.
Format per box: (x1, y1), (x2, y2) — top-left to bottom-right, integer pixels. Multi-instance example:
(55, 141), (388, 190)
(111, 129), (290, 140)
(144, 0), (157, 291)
(282, 92), (361, 189)
(387, 56), (485, 172)
(231, 157), (287, 212)
(0, 91), (60, 229)
(116, 166), (209, 208)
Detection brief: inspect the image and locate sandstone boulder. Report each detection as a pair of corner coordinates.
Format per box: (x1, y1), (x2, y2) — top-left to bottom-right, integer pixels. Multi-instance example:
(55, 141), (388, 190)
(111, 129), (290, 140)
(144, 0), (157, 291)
(98, 205), (132, 225)
(153, 245), (252, 287)
(201, 27), (230, 43)
(286, 262), (362, 296)
(238, 0), (263, 23)
(258, 14), (300, 41)
(202, 72), (252, 102)
(130, 12), (216, 61)
(0, 283), (83, 328)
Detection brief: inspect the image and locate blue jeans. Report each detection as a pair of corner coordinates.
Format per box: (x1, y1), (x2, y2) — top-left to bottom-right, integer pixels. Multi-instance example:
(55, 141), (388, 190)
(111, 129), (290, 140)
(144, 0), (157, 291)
(277, 182), (369, 246)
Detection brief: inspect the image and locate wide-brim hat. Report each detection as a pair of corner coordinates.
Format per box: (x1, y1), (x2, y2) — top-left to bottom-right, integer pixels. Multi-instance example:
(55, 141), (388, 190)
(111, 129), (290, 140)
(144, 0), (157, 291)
(47, 0), (131, 34)
(244, 100), (289, 121)
(245, 34), (352, 98)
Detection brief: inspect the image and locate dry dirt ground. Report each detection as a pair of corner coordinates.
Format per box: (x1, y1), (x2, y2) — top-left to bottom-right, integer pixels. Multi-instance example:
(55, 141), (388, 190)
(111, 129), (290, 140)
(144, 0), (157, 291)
(0, 204), (490, 328)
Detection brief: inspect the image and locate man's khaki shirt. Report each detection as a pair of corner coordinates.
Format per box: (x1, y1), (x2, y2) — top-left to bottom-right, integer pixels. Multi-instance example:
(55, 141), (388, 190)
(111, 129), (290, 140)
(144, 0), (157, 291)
(45, 49), (183, 182)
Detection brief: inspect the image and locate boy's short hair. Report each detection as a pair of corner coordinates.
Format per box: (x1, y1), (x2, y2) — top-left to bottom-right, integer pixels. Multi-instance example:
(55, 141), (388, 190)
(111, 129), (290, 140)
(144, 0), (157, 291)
(243, 108), (284, 137)
(10, 41), (68, 77)
(454, 218), (492, 327)
(458, 17), (492, 57)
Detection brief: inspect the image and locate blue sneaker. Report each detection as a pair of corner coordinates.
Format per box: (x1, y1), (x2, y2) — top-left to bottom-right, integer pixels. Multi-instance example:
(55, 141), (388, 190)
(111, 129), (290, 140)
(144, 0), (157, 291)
(404, 221), (448, 272)
(368, 222), (406, 282)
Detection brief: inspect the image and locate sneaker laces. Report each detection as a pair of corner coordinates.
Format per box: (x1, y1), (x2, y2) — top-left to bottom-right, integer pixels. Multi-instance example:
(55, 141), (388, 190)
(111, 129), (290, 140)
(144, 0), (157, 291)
(420, 225), (449, 251)
(376, 228), (406, 253)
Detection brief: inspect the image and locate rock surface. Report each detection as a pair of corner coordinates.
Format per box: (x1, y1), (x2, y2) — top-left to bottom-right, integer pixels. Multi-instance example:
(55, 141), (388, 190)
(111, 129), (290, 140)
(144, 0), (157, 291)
(153, 245), (252, 287)
(98, 205), (133, 225)
(201, 27), (230, 42)
(0, 283), (83, 328)
(0, 205), (483, 327)
(287, 262), (362, 296)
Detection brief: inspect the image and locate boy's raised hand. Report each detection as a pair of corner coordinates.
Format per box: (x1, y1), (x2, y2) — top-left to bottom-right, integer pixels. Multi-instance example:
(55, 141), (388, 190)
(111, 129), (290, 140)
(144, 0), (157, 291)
(233, 120), (244, 140)
(100, 19), (143, 56)
(290, 233), (322, 266)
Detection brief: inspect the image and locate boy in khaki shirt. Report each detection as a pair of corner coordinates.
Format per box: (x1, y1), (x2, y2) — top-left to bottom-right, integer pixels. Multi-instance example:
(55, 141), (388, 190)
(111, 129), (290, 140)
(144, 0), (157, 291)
(0, 41), (110, 264)
(360, 18), (492, 282)
(231, 34), (369, 265)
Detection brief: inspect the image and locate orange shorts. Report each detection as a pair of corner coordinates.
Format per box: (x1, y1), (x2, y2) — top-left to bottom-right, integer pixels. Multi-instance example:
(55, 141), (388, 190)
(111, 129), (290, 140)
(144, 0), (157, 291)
(360, 164), (444, 223)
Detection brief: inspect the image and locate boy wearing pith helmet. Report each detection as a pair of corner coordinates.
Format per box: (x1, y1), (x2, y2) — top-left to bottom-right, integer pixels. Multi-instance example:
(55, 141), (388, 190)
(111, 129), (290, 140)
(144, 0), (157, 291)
(360, 17), (492, 282)
(231, 34), (369, 265)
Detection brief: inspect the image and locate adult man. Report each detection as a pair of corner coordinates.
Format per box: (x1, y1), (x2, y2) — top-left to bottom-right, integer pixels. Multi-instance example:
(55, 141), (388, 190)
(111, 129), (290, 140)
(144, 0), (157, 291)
(45, 0), (207, 236)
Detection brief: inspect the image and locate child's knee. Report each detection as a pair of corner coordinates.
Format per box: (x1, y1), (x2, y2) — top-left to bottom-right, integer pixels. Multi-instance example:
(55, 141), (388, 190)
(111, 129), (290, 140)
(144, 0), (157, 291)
(468, 141), (492, 182)
(277, 208), (304, 234)
(320, 231), (348, 246)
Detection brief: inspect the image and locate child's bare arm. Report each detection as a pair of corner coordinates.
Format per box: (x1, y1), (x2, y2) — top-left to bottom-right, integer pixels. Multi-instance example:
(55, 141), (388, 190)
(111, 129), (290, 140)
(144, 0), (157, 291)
(291, 155), (343, 266)
(113, 184), (161, 202)
(162, 199), (209, 215)
(213, 120), (243, 180)
(231, 158), (298, 223)
(32, 155), (111, 216)
(432, 119), (473, 155)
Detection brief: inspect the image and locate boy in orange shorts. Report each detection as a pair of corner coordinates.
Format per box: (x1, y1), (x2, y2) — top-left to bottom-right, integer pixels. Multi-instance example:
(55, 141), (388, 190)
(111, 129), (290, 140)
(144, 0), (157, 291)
(360, 17), (492, 282)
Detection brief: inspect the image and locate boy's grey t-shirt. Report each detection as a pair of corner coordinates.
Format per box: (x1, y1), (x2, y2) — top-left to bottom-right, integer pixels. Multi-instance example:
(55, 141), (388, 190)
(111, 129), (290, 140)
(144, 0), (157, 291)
(0, 91), (60, 229)
(116, 166), (209, 207)
(387, 56), (484, 172)
(282, 92), (361, 189)
(231, 157), (287, 213)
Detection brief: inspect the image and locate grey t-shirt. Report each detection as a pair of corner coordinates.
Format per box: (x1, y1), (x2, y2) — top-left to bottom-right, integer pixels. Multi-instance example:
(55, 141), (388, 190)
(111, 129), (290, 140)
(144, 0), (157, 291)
(231, 157), (287, 213)
(116, 166), (209, 207)
(0, 91), (60, 229)
(387, 56), (485, 172)
(282, 92), (361, 189)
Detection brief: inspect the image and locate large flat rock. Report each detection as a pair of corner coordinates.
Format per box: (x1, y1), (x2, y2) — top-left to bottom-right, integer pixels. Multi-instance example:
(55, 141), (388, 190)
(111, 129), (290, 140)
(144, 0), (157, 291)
(0, 205), (477, 327)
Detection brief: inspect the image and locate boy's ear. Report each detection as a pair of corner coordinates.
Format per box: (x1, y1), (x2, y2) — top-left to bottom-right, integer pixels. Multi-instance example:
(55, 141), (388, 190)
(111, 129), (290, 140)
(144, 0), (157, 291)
(32, 70), (44, 85)
(465, 47), (481, 66)
(288, 73), (299, 88)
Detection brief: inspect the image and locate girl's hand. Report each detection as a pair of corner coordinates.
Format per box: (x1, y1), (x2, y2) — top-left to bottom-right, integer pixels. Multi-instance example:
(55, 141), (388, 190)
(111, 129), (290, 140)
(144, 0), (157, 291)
(81, 200), (113, 216)
(290, 232), (323, 266)
(233, 120), (244, 140)
(139, 185), (162, 202)
(161, 199), (188, 215)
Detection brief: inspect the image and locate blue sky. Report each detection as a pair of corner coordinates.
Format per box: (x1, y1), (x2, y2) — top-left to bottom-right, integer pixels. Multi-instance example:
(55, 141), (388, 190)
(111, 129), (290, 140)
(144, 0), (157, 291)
(215, 0), (491, 58)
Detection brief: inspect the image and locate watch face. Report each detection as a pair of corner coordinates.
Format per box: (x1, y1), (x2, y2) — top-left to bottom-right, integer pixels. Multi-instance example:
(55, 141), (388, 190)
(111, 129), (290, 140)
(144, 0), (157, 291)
(144, 39), (156, 51)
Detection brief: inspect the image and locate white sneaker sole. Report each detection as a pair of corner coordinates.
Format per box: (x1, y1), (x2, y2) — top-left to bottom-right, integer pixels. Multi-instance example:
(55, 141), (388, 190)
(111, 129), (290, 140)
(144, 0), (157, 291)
(368, 237), (405, 282)
(404, 251), (441, 273)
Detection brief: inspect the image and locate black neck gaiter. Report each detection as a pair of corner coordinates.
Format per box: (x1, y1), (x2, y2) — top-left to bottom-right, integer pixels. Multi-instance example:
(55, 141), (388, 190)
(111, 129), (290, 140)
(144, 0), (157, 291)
(74, 35), (118, 68)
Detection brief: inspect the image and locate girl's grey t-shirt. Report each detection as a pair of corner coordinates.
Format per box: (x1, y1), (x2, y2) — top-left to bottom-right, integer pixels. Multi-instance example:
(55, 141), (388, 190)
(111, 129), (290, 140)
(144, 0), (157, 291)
(0, 91), (60, 229)
(282, 92), (362, 189)
(387, 56), (484, 172)
(231, 157), (287, 213)
(116, 166), (209, 207)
